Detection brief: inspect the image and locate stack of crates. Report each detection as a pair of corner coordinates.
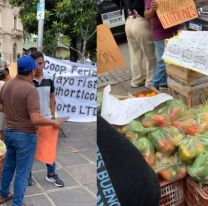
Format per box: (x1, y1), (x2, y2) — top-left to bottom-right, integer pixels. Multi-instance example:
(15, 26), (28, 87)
(166, 63), (208, 107)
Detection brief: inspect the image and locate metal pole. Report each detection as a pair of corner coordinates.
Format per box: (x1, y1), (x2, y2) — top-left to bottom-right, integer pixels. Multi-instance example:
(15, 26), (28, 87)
(37, 0), (45, 52)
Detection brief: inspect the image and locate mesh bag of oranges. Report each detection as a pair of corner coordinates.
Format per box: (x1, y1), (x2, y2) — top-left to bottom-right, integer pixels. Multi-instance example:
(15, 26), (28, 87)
(135, 90), (157, 98)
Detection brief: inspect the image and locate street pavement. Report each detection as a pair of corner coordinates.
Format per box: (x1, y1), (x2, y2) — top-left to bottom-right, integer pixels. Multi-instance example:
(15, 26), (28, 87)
(3, 40), (144, 206)
(98, 39), (146, 95)
(4, 121), (96, 206)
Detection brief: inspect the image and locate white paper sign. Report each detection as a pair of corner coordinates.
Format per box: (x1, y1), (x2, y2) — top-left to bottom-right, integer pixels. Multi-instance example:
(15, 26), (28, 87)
(101, 85), (173, 125)
(163, 31), (208, 76)
(44, 56), (97, 122)
(101, 10), (125, 28)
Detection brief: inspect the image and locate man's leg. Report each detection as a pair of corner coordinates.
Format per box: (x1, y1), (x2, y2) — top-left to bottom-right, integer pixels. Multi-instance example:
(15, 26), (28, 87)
(0, 129), (16, 201)
(125, 17), (145, 87)
(12, 131), (37, 206)
(46, 162), (64, 187)
(152, 40), (167, 88)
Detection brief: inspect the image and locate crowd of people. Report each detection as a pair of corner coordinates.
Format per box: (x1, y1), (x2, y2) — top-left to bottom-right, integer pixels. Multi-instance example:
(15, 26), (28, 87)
(0, 52), (65, 206)
(124, 0), (178, 90)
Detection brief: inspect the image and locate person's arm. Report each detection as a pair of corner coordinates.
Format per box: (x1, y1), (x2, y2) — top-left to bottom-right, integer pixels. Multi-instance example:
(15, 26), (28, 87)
(49, 79), (56, 117)
(29, 112), (60, 127)
(144, 0), (158, 20)
(0, 104), (3, 112)
(50, 92), (56, 117)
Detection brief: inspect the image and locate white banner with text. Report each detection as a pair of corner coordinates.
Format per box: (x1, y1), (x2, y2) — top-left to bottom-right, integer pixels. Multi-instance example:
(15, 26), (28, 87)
(44, 56), (97, 122)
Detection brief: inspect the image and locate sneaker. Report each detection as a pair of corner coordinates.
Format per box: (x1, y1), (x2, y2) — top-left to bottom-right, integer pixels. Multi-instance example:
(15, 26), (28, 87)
(28, 176), (34, 186)
(46, 174), (64, 187)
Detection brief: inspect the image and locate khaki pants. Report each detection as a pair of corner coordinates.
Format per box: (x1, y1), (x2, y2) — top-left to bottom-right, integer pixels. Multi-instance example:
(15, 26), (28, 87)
(125, 16), (156, 87)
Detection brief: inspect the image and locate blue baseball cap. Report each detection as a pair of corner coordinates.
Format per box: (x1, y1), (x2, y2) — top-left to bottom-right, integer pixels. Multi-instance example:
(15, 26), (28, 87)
(17, 55), (38, 72)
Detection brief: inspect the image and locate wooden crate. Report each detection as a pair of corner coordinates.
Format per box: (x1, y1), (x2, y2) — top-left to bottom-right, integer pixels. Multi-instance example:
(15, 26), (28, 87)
(168, 78), (208, 107)
(166, 64), (207, 86)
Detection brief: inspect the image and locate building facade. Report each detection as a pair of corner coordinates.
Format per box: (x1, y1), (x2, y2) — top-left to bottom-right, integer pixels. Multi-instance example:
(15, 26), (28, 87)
(0, 0), (23, 65)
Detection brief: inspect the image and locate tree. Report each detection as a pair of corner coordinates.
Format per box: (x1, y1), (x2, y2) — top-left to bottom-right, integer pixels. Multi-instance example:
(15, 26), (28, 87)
(9, 0), (96, 61)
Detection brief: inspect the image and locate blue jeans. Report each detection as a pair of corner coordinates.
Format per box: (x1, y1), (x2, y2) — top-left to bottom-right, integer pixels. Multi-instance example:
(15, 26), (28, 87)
(46, 162), (56, 175)
(152, 40), (167, 88)
(0, 129), (37, 206)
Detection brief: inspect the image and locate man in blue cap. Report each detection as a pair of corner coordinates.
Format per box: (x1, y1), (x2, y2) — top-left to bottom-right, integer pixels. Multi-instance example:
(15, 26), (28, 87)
(0, 55), (61, 206)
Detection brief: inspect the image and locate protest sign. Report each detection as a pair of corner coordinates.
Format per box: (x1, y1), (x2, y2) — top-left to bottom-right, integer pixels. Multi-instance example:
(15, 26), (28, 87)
(101, 85), (173, 125)
(44, 56), (96, 122)
(156, 0), (198, 29)
(97, 24), (125, 74)
(163, 31), (208, 76)
(8, 63), (17, 78)
(35, 126), (59, 164)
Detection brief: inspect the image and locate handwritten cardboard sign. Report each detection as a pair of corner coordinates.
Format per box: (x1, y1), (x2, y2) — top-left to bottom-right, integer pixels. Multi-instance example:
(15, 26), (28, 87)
(97, 24), (125, 74)
(35, 126), (59, 164)
(8, 63), (17, 78)
(156, 0), (198, 29)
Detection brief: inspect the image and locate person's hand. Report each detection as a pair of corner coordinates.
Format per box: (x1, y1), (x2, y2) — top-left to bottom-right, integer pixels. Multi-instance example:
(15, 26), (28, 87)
(52, 119), (61, 128)
(151, 0), (158, 11)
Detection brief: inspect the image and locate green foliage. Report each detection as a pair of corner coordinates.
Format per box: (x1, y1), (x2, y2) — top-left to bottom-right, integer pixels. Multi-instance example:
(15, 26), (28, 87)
(9, 0), (96, 59)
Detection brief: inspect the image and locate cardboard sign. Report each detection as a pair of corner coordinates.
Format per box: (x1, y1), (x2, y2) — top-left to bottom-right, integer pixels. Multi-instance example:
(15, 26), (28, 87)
(8, 63), (17, 78)
(97, 24), (125, 74)
(156, 0), (198, 29)
(35, 126), (59, 164)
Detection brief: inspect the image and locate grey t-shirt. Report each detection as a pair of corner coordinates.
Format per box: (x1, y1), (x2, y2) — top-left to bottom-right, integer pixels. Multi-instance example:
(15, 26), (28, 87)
(33, 77), (55, 119)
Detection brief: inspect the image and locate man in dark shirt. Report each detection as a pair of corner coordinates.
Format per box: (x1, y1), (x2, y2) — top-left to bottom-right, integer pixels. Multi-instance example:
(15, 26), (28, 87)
(0, 56), (61, 206)
(97, 116), (161, 206)
(123, 0), (156, 88)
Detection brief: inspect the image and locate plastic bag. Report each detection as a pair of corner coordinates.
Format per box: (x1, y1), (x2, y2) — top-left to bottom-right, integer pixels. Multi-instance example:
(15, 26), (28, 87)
(158, 99), (186, 121)
(163, 127), (185, 146)
(0, 140), (6, 156)
(153, 152), (187, 181)
(133, 138), (155, 166)
(172, 116), (199, 136)
(127, 120), (157, 136)
(148, 128), (177, 154)
(121, 125), (139, 142)
(187, 151), (208, 184)
(142, 110), (170, 127)
(178, 136), (205, 163)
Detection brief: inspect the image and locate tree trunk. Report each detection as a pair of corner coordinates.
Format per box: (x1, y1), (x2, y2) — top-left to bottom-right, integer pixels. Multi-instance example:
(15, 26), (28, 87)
(80, 39), (87, 63)
(70, 35), (79, 62)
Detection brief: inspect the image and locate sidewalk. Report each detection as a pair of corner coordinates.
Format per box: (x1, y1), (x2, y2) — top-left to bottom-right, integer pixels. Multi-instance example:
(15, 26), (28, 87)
(4, 121), (96, 206)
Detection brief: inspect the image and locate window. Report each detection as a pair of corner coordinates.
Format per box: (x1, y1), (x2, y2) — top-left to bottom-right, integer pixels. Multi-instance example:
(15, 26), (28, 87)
(14, 16), (17, 29)
(13, 43), (17, 61)
(0, 11), (2, 28)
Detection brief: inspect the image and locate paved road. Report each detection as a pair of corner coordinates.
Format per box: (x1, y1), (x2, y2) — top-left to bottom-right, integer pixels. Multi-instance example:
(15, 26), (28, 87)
(5, 121), (96, 206)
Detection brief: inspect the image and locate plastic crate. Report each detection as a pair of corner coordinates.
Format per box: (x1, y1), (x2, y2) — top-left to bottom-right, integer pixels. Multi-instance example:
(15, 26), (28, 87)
(184, 176), (208, 206)
(160, 179), (184, 206)
(0, 154), (5, 180)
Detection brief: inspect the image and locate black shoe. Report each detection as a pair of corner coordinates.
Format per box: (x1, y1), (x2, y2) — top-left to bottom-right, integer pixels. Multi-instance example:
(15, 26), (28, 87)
(46, 174), (64, 187)
(28, 176), (34, 186)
